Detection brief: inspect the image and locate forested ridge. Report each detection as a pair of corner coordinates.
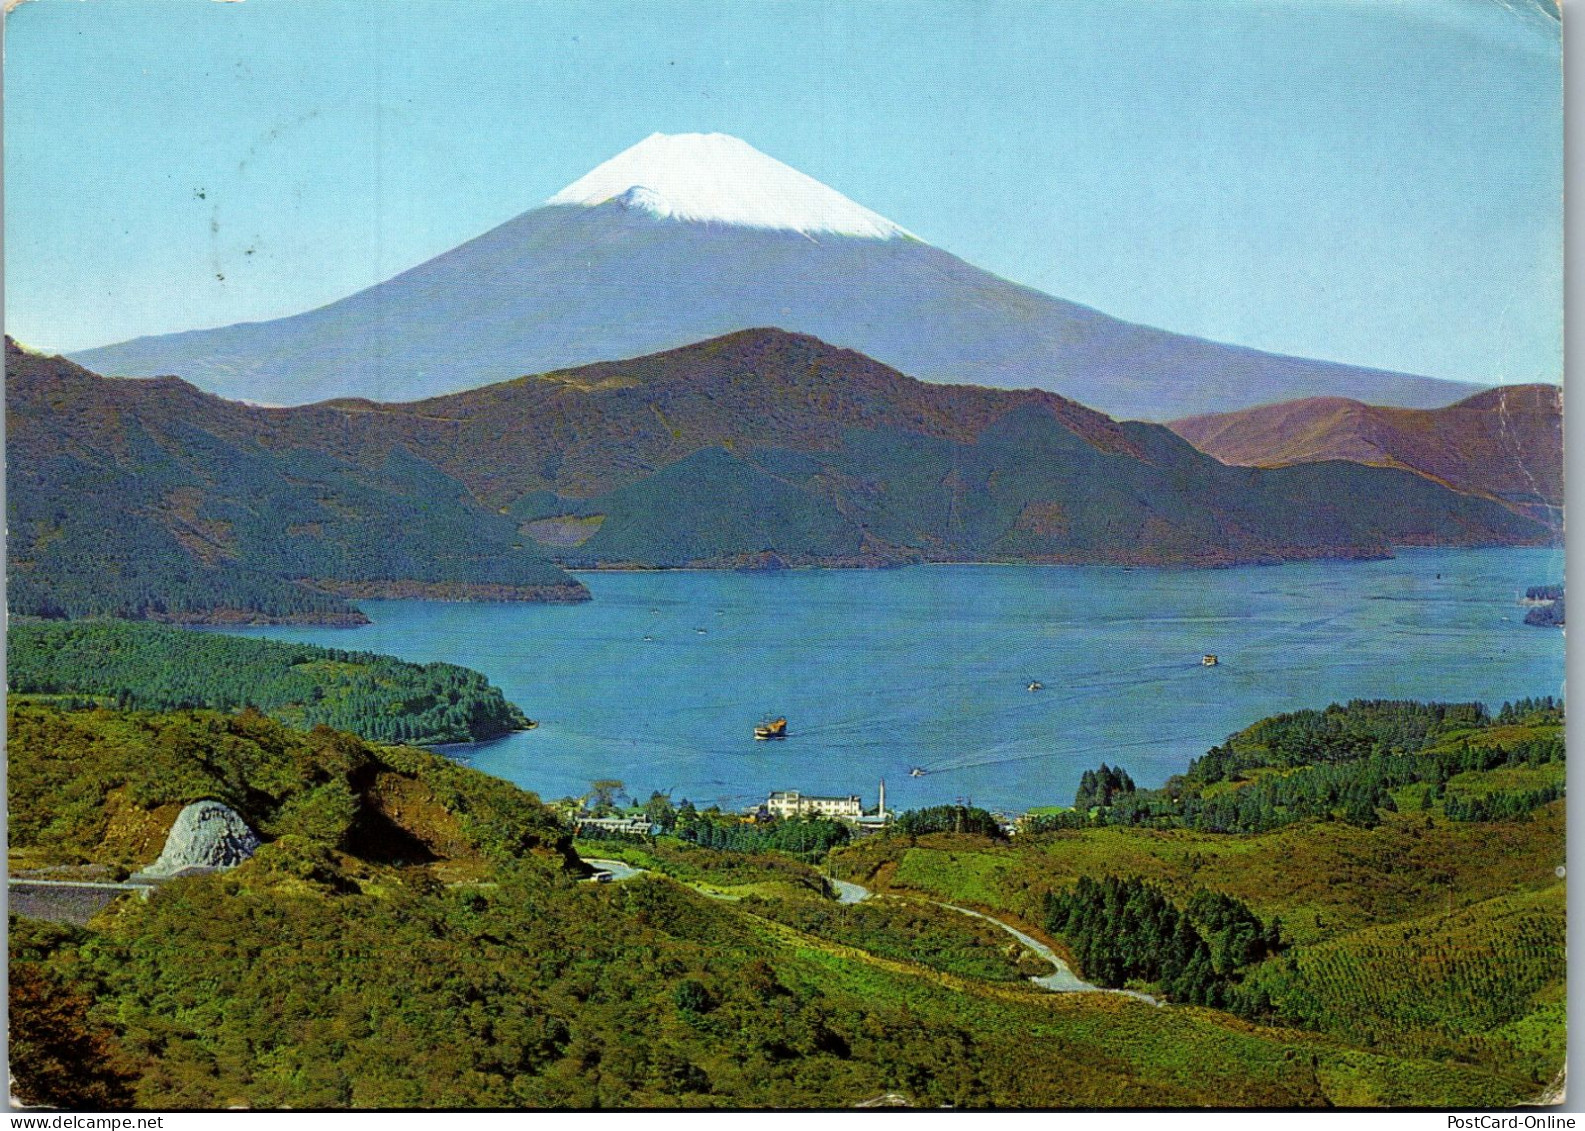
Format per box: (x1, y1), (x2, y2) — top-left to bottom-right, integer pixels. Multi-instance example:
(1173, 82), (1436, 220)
(7, 334), (1550, 627)
(8, 620), (533, 744)
(1025, 698), (1564, 835)
(833, 698), (1564, 1095)
(6, 340), (586, 624)
(6, 703), (572, 877)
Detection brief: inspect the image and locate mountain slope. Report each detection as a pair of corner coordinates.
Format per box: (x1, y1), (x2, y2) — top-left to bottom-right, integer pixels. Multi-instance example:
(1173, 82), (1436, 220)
(12, 699), (1540, 1108)
(11, 331), (1546, 604)
(6, 340), (588, 622)
(70, 134), (1481, 421)
(1168, 385), (1562, 524)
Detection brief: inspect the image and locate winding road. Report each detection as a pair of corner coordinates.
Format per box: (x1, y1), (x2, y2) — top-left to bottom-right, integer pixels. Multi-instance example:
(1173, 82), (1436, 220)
(581, 858), (647, 882)
(580, 858), (1158, 1005)
(830, 878), (871, 904)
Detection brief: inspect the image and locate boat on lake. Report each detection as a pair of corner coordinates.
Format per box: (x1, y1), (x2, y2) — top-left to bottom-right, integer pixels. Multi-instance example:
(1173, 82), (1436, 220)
(754, 717), (789, 740)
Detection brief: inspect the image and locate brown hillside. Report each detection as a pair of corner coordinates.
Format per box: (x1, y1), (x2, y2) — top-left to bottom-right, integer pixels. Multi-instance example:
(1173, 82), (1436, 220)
(271, 328), (1144, 503)
(1168, 385), (1562, 520)
(12, 330), (1139, 505)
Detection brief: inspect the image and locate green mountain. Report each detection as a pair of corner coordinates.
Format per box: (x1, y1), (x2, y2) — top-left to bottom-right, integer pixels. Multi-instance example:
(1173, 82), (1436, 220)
(836, 698), (1566, 1100)
(8, 330), (1548, 623)
(6, 339), (588, 622)
(7, 620), (535, 744)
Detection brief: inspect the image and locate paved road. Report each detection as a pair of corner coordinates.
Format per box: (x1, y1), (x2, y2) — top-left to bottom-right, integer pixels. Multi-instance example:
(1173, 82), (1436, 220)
(8, 878), (154, 926)
(830, 878), (871, 904)
(9, 878), (156, 893)
(580, 862), (1157, 1005)
(581, 858), (647, 882)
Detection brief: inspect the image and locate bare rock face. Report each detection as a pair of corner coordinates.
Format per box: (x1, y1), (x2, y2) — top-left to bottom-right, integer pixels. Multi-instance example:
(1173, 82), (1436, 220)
(142, 801), (261, 877)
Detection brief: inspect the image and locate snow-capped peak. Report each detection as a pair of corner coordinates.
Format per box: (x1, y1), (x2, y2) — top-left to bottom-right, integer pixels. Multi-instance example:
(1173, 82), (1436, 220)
(546, 133), (913, 240)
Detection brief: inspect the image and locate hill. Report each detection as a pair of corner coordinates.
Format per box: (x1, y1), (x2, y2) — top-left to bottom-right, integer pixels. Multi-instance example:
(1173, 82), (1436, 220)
(68, 133), (1482, 421)
(6, 340), (589, 623)
(5, 703), (577, 879)
(1168, 386), (1562, 525)
(7, 620), (534, 744)
(8, 333), (1548, 613)
(8, 701), (1550, 1109)
(834, 698), (1566, 1094)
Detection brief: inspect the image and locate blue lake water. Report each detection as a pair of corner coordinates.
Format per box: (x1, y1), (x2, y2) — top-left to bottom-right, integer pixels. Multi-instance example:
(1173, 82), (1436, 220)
(224, 548), (1564, 814)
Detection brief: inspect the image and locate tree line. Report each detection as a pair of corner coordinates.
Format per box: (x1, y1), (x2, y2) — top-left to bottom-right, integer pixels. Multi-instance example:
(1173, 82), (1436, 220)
(1024, 699), (1564, 836)
(891, 805), (1004, 838)
(8, 620), (532, 744)
(1043, 876), (1279, 1007)
(578, 795), (851, 860)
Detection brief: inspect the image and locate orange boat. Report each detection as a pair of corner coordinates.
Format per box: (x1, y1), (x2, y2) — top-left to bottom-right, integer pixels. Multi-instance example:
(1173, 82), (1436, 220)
(754, 717), (789, 740)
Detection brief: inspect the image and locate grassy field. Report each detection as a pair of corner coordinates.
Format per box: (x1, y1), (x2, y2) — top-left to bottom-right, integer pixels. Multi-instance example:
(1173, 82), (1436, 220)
(839, 799), (1562, 948)
(765, 915), (1535, 1108)
(828, 747), (1565, 1096)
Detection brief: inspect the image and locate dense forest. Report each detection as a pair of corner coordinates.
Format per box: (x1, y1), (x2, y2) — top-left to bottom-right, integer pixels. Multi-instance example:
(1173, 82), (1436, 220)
(1073, 763), (1135, 811)
(6, 341), (586, 623)
(8, 620), (533, 744)
(1025, 698), (1564, 836)
(1044, 877), (1279, 1007)
(891, 804), (1004, 838)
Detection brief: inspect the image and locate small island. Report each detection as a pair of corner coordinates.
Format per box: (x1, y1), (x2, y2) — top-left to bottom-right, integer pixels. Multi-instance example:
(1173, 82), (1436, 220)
(1523, 584), (1564, 627)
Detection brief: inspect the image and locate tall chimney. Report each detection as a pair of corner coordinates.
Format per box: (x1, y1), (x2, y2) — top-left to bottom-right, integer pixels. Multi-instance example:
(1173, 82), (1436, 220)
(878, 778), (886, 819)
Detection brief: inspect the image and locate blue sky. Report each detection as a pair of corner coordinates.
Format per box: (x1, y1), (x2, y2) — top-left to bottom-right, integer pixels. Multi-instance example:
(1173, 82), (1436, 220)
(4, 0), (1563, 387)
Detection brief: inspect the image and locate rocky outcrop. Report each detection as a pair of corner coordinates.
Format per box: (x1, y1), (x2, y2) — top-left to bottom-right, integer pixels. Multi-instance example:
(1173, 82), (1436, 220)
(141, 801), (261, 877)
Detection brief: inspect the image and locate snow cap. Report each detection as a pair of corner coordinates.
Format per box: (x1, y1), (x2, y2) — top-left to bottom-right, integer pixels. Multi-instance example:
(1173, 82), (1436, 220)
(546, 132), (912, 240)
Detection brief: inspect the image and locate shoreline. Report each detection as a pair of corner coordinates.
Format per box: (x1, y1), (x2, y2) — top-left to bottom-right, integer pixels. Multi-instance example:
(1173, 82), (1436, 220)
(561, 542), (1550, 577)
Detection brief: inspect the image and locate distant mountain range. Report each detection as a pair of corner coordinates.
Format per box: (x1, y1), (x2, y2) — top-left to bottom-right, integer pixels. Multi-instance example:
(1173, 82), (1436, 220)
(1169, 385), (1562, 526)
(8, 330), (1548, 622)
(69, 133), (1482, 422)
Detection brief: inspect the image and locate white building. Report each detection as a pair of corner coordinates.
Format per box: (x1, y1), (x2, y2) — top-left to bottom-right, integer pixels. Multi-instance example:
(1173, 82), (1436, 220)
(766, 790), (863, 820)
(576, 815), (657, 836)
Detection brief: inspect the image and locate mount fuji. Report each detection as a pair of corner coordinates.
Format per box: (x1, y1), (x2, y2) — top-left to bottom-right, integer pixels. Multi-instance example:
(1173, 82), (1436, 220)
(70, 132), (1484, 420)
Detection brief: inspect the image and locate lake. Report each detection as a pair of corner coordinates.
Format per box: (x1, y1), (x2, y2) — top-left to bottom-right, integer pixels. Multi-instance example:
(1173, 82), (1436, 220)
(225, 547), (1564, 814)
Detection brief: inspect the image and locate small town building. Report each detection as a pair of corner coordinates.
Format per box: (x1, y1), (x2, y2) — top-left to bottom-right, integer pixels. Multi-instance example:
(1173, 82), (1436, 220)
(766, 790), (863, 820)
(576, 815), (658, 836)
